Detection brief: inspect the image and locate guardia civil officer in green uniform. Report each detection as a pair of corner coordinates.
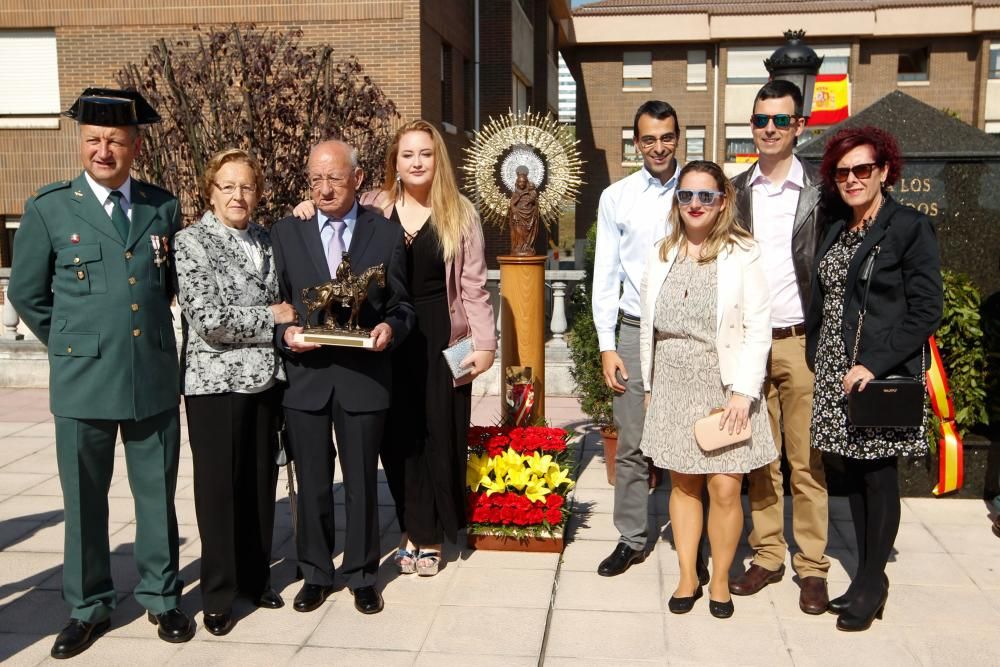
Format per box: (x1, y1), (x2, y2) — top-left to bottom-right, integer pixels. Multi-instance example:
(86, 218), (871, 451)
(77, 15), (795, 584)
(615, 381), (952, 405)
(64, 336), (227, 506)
(7, 89), (196, 658)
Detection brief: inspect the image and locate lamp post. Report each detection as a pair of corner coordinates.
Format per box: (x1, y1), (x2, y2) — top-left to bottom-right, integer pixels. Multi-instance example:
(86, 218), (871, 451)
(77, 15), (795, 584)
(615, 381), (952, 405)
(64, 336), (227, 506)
(764, 30), (823, 120)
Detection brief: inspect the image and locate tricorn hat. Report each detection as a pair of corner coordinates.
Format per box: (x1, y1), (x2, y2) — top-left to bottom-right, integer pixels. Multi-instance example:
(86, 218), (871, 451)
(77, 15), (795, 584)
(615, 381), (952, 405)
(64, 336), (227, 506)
(63, 88), (161, 126)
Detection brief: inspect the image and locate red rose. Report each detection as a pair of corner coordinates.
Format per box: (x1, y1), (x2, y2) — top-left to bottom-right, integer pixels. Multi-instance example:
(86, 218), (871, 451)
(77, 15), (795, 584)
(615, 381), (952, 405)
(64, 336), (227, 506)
(545, 508), (563, 525)
(500, 506), (516, 524)
(546, 494), (565, 509)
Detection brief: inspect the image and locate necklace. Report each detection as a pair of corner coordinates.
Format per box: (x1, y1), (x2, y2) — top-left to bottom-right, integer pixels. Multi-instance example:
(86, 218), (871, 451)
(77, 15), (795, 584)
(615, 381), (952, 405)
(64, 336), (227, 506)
(851, 194), (885, 232)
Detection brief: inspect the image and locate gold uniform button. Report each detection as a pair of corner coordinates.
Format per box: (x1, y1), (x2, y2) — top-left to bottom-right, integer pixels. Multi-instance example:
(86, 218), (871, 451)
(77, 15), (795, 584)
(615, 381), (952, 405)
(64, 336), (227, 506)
(128, 277), (137, 285)
(131, 303), (139, 312)
(125, 251), (133, 260)
(67, 346), (72, 354)
(133, 328), (141, 337)
(73, 257), (81, 264)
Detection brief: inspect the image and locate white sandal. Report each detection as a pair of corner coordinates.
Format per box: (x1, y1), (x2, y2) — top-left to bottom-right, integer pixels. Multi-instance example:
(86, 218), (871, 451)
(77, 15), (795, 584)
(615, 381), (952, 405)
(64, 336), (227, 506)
(394, 548), (417, 574)
(416, 549), (441, 577)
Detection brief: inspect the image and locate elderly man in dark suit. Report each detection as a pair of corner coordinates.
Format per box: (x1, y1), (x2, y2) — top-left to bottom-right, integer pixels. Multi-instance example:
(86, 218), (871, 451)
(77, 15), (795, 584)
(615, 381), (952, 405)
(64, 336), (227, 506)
(8, 89), (194, 658)
(270, 139), (414, 615)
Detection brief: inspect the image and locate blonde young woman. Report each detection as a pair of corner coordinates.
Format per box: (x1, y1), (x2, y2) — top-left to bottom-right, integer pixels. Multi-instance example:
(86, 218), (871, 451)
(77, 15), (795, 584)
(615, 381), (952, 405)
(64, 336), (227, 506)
(638, 160), (775, 619)
(293, 121), (496, 576)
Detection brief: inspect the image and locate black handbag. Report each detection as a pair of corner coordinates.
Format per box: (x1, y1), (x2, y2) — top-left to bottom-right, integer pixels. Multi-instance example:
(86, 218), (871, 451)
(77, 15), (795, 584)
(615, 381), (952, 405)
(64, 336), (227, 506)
(846, 245), (926, 428)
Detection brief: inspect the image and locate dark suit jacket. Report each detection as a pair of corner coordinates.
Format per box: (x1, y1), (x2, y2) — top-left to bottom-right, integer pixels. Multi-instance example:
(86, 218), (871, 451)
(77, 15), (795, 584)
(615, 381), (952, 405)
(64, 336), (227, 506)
(805, 196), (943, 379)
(8, 173), (181, 420)
(732, 157), (826, 318)
(270, 205), (414, 413)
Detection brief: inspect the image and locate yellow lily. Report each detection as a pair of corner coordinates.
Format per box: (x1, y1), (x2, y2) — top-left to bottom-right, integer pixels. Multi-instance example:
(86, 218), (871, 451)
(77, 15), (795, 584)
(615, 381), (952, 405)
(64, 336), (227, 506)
(525, 475), (551, 503)
(505, 465), (530, 491)
(466, 453), (494, 492)
(482, 473), (507, 496)
(526, 451), (554, 476)
(545, 465), (574, 491)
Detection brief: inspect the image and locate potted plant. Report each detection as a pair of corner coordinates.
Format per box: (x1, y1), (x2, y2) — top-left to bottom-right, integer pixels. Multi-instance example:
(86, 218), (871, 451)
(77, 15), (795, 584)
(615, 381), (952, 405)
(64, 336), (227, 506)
(568, 224), (618, 484)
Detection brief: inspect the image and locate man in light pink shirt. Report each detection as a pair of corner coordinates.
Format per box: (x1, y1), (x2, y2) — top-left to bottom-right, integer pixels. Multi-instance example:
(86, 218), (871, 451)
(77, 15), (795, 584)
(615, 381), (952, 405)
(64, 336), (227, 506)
(730, 80), (831, 614)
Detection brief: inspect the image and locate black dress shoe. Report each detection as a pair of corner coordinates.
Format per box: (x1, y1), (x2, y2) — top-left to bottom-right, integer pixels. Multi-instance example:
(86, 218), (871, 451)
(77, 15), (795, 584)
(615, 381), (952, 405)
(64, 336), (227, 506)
(147, 608), (195, 643)
(667, 585), (703, 614)
(696, 552), (710, 586)
(352, 585), (384, 615)
(51, 618), (111, 659)
(837, 592), (888, 632)
(293, 583), (334, 612)
(203, 612), (234, 637)
(827, 574), (889, 615)
(709, 598), (735, 619)
(254, 588), (285, 609)
(597, 543), (646, 577)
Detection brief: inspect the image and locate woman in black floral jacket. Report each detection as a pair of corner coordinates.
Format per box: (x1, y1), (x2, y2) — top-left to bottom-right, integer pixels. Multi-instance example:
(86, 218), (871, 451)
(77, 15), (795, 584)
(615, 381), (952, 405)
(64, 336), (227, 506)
(173, 149), (296, 636)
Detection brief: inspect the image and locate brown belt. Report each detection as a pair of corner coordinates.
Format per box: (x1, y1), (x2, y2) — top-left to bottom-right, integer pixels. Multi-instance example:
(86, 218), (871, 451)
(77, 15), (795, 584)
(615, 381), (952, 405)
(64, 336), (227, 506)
(772, 323), (806, 340)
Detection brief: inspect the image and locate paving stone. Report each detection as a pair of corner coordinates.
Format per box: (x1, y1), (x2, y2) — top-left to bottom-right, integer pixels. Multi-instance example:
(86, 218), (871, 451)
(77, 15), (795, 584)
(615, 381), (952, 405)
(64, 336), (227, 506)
(441, 567), (554, 609)
(415, 652), (536, 666)
(167, 640), (299, 665)
(422, 606), (547, 656)
(0, 633), (55, 667)
(293, 646), (416, 665)
(664, 617), (792, 666)
(544, 609), (666, 659)
(309, 597), (434, 651)
(554, 570), (662, 613)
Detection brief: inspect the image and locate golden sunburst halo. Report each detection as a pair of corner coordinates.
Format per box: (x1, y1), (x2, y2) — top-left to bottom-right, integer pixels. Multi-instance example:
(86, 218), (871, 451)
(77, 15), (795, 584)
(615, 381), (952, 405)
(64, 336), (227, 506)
(462, 110), (583, 230)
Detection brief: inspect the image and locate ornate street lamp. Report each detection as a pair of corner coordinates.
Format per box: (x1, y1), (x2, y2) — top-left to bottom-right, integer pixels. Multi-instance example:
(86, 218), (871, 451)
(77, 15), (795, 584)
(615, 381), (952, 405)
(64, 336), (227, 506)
(764, 30), (823, 120)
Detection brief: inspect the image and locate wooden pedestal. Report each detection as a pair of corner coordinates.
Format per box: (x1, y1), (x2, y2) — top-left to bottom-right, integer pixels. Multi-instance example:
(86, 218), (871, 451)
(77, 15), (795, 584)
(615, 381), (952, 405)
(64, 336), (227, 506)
(498, 254), (546, 422)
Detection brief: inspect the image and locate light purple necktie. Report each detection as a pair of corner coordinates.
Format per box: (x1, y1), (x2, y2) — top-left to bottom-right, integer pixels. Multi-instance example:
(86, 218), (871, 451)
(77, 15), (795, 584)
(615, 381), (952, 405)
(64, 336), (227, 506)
(326, 218), (346, 277)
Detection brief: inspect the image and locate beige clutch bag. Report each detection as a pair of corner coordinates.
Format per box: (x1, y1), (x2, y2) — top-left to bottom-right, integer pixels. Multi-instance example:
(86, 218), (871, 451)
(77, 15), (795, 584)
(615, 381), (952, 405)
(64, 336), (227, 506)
(694, 409), (752, 451)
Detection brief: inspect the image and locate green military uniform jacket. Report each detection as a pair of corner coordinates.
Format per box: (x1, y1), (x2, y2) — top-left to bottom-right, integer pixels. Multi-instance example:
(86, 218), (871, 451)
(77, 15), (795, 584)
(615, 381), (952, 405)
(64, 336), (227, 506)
(8, 172), (181, 421)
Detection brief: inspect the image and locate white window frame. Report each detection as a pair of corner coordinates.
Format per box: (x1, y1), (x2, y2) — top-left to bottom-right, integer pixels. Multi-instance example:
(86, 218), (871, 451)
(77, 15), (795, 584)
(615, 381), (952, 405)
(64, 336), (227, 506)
(687, 50), (707, 90)
(726, 47), (771, 85)
(685, 127), (705, 163)
(0, 29), (60, 129)
(623, 51), (652, 91)
(622, 127), (642, 166)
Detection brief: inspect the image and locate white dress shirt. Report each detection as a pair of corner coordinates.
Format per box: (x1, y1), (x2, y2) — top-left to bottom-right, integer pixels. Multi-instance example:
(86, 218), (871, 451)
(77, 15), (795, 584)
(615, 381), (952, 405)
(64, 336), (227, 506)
(84, 172), (133, 223)
(592, 164), (680, 352)
(749, 158), (805, 328)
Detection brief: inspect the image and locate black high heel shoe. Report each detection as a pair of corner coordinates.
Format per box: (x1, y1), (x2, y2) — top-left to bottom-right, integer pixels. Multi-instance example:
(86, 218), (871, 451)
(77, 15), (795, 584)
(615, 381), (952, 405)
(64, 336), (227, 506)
(668, 585), (703, 614)
(827, 573), (890, 615)
(836, 588), (888, 632)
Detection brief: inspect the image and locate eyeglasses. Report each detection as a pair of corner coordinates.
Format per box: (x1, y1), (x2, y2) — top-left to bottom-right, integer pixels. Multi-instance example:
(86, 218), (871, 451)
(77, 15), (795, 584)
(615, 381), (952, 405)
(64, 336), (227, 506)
(213, 182), (257, 196)
(833, 163), (879, 183)
(638, 133), (678, 149)
(308, 175), (351, 190)
(750, 114), (798, 129)
(676, 189), (724, 206)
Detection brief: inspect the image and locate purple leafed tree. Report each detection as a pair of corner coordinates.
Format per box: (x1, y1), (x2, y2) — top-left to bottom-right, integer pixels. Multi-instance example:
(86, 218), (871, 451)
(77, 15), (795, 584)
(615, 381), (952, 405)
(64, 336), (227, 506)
(117, 24), (399, 225)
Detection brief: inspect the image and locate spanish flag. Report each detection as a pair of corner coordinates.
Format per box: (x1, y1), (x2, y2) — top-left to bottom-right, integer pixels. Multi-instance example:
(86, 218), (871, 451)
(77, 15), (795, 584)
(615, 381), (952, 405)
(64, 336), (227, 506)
(808, 74), (849, 126)
(926, 336), (963, 496)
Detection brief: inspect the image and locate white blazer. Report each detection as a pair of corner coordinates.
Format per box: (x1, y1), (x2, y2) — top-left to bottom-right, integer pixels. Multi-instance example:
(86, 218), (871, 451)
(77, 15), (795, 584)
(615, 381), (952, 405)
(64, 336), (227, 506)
(639, 239), (772, 399)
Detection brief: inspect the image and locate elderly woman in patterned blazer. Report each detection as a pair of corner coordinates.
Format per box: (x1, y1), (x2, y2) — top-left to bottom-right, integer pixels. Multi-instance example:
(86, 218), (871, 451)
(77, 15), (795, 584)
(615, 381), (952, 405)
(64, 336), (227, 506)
(173, 149), (296, 636)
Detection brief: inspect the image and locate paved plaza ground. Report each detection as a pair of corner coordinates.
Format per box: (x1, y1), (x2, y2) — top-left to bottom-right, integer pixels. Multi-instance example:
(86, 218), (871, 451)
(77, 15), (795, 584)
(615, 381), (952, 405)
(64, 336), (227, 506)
(0, 387), (998, 666)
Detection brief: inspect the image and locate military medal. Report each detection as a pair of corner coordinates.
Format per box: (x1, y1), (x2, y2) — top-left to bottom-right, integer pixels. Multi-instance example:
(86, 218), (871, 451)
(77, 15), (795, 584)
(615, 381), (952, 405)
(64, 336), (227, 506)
(160, 235), (170, 266)
(70, 233), (80, 244)
(150, 234), (164, 267)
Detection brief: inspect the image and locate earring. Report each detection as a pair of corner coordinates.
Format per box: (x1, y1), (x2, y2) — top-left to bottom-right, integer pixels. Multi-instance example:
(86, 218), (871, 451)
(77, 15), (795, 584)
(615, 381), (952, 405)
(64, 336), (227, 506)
(396, 173), (403, 204)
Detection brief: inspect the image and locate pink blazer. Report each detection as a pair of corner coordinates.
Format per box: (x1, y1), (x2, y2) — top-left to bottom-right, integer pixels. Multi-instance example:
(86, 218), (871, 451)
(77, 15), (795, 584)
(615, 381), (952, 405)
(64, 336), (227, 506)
(360, 190), (497, 385)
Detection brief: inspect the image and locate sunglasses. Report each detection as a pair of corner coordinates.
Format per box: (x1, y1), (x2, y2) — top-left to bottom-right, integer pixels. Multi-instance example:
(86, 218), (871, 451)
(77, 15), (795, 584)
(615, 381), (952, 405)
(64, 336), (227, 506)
(676, 189), (724, 206)
(750, 114), (797, 129)
(833, 162), (879, 183)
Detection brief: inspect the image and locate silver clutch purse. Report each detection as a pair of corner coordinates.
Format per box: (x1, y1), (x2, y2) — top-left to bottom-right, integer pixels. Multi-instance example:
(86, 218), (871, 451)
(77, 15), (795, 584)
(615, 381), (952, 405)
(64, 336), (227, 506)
(441, 336), (474, 380)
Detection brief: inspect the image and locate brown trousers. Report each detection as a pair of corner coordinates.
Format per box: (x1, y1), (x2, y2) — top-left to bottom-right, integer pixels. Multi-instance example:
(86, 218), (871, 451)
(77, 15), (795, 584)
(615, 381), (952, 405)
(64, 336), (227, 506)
(747, 334), (830, 577)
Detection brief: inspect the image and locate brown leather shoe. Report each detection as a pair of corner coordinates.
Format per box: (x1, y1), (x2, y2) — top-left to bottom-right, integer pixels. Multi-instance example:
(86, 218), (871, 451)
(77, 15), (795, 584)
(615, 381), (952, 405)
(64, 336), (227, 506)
(798, 576), (829, 615)
(729, 563), (785, 596)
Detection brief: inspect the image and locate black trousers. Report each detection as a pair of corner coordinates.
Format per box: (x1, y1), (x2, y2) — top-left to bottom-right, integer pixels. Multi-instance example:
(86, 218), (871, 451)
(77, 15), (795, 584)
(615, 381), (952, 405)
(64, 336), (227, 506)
(284, 393), (383, 590)
(841, 455), (899, 613)
(185, 388), (280, 614)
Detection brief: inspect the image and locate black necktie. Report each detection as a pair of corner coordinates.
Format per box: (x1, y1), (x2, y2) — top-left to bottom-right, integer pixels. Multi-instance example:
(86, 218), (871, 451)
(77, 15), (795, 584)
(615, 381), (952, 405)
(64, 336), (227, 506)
(108, 190), (130, 242)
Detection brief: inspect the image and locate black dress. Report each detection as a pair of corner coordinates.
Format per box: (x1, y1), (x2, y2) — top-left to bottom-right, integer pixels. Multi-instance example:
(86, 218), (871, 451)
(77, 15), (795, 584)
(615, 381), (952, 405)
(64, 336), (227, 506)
(381, 210), (473, 545)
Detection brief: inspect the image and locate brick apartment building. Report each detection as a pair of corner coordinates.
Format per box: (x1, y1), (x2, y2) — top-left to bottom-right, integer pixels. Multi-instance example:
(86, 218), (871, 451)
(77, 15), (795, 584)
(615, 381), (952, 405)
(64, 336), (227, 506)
(564, 0), (1000, 236)
(0, 0), (570, 268)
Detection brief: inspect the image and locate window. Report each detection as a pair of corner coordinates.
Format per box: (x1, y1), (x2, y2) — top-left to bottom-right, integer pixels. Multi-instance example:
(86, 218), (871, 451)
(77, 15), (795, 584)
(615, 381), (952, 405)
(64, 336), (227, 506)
(0, 30), (60, 128)
(814, 45), (850, 75)
(623, 51), (652, 90)
(725, 125), (755, 163)
(898, 47), (929, 82)
(986, 121), (1000, 136)
(441, 43), (454, 125)
(513, 75), (530, 115)
(685, 128), (705, 163)
(687, 50), (707, 88)
(726, 47), (771, 85)
(622, 128), (642, 165)
(990, 45), (1000, 79)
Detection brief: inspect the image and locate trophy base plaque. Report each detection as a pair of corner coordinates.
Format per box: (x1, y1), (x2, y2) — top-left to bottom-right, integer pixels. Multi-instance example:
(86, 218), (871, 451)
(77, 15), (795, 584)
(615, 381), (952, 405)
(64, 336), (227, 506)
(294, 330), (375, 349)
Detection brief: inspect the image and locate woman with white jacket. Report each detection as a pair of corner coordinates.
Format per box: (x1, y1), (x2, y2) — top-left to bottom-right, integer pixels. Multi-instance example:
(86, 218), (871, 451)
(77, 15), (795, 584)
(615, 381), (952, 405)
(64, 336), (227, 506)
(638, 160), (775, 619)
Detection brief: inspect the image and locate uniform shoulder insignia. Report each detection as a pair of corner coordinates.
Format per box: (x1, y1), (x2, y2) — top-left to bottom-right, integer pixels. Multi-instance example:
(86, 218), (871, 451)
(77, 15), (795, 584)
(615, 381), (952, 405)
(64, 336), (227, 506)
(31, 180), (72, 200)
(133, 179), (175, 198)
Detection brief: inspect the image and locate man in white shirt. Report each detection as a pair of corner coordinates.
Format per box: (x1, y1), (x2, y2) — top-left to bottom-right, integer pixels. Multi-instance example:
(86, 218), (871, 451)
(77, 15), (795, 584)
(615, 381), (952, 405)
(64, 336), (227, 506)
(592, 101), (684, 576)
(729, 80), (830, 614)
